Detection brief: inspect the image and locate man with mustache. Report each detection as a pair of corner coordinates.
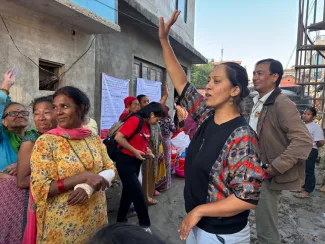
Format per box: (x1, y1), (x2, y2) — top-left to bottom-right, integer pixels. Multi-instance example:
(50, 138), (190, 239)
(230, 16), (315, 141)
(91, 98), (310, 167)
(249, 59), (313, 244)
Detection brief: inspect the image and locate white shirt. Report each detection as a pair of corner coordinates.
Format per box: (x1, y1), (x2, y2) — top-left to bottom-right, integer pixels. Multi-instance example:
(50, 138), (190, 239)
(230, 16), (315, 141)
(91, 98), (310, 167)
(305, 121), (324, 149)
(249, 90), (274, 133)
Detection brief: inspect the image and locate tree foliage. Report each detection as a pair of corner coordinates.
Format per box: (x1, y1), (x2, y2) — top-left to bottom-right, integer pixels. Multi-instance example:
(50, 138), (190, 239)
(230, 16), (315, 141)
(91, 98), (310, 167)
(190, 63), (214, 89)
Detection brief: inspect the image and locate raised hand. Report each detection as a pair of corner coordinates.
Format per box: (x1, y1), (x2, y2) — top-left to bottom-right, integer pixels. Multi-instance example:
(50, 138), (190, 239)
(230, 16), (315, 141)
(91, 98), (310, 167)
(165, 83), (170, 97)
(159, 10), (181, 40)
(2, 69), (16, 89)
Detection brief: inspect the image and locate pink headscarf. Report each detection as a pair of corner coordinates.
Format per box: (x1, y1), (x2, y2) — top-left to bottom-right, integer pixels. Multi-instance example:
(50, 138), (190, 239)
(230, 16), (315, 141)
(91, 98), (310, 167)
(45, 125), (91, 140)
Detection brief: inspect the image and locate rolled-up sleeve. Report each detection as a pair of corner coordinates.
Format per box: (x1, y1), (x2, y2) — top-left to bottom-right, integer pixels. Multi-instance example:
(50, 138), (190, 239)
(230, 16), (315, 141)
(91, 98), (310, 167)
(179, 82), (213, 127)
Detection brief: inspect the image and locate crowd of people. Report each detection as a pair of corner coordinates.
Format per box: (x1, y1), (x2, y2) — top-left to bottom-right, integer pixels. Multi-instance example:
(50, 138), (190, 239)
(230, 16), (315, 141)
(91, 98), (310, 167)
(0, 9), (324, 244)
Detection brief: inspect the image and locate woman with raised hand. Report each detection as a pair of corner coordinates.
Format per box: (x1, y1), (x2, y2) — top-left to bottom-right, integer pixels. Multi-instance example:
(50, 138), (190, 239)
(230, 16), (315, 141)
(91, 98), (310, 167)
(30, 86), (117, 244)
(159, 11), (264, 244)
(0, 70), (39, 244)
(0, 69), (35, 175)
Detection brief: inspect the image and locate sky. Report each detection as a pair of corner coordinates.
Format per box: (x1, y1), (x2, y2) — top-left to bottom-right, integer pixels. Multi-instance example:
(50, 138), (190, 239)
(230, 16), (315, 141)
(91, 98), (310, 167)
(194, 0), (299, 78)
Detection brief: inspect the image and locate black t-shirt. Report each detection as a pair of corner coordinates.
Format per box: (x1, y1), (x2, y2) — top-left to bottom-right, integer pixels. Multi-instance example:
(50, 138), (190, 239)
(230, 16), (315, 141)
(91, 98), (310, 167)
(184, 115), (249, 234)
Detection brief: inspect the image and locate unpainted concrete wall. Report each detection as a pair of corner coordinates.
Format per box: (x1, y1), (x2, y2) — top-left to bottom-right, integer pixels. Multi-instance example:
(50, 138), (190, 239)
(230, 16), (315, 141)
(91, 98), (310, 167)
(135, 0), (195, 46)
(0, 2), (96, 116)
(95, 18), (192, 123)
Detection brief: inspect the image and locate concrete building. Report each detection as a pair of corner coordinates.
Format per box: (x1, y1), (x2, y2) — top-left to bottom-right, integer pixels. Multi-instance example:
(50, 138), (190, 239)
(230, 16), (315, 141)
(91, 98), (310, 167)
(0, 0), (119, 117)
(0, 0), (206, 127)
(94, 0), (207, 122)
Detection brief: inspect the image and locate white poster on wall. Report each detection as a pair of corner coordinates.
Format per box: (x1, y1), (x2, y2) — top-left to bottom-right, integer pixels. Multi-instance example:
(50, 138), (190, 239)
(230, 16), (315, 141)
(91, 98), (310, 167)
(136, 78), (162, 103)
(100, 73), (129, 138)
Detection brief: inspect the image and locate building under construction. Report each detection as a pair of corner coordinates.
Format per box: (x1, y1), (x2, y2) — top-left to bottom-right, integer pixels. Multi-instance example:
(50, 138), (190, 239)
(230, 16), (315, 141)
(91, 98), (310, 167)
(295, 0), (325, 126)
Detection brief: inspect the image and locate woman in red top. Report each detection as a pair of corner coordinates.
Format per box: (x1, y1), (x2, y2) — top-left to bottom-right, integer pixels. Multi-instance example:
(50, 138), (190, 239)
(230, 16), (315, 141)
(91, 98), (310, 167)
(114, 102), (166, 233)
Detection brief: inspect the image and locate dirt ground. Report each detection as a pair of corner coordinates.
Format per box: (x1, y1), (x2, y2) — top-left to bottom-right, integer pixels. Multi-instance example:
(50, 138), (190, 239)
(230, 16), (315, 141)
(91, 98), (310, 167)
(106, 166), (325, 244)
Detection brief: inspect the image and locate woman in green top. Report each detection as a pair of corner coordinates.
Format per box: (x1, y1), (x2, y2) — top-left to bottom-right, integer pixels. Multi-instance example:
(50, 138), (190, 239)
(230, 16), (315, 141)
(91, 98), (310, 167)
(0, 95), (57, 244)
(0, 69), (35, 176)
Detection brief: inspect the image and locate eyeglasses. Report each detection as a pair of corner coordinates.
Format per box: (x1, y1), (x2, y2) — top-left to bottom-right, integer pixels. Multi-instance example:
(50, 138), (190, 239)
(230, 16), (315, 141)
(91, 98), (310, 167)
(2, 111), (30, 119)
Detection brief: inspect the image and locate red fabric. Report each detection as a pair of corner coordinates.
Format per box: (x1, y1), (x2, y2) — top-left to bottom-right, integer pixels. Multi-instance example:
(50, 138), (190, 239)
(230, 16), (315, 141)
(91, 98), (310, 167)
(57, 180), (65, 193)
(124, 96), (137, 108)
(45, 125), (91, 139)
(119, 109), (129, 121)
(119, 116), (150, 157)
(171, 129), (183, 139)
(22, 193), (36, 244)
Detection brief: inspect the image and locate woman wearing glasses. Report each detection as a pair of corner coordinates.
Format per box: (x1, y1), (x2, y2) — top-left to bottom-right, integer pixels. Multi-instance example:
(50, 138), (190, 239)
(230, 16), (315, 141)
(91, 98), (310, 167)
(0, 69), (40, 244)
(0, 69), (36, 175)
(0, 95), (57, 244)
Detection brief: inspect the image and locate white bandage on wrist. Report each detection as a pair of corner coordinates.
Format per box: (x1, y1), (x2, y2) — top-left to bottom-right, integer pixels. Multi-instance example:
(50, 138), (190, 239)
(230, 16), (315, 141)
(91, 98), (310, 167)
(99, 169), (115, 188)
(74, 170), (115, 198)
(74, 183), (94, 198)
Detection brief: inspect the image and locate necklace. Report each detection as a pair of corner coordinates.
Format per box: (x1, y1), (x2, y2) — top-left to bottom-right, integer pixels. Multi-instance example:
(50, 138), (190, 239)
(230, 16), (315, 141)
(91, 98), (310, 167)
(65, 138), (95, 170)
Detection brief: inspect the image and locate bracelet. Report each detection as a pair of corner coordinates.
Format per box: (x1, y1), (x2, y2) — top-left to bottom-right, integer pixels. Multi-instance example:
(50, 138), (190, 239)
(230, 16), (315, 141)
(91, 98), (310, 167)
(74, 183), (94, 198)
(57, 180), (65, 193)
(0, 88), (9, 95)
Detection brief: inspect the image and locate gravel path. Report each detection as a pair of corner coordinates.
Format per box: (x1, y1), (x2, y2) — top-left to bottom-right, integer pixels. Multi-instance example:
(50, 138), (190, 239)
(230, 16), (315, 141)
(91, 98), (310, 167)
(107, 172), (325, 244)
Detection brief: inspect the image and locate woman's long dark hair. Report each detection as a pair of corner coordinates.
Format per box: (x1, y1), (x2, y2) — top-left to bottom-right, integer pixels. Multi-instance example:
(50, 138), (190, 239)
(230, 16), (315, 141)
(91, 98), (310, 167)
(136, 102), (166, 119)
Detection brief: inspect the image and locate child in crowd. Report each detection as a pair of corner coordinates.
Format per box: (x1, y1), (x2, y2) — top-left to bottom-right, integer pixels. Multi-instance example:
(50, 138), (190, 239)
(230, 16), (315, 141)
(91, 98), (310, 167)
(295, 107), (325, 198)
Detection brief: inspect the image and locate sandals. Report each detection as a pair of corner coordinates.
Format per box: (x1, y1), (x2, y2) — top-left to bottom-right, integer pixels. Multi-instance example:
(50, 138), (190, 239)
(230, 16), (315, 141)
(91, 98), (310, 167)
(147, 198), (159, 206)
(127, 210), (137, 218)
(294, 192), (310, 199)
(154, 190), (161, 196)
(290, 188), (304, 193)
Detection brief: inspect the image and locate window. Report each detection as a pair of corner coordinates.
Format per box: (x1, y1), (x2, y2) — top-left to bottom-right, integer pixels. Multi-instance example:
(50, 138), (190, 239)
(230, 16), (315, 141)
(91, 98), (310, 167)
(39, 60), (63, 91)
(133, 58), (164, 82)
(176, 0), (188, 23)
